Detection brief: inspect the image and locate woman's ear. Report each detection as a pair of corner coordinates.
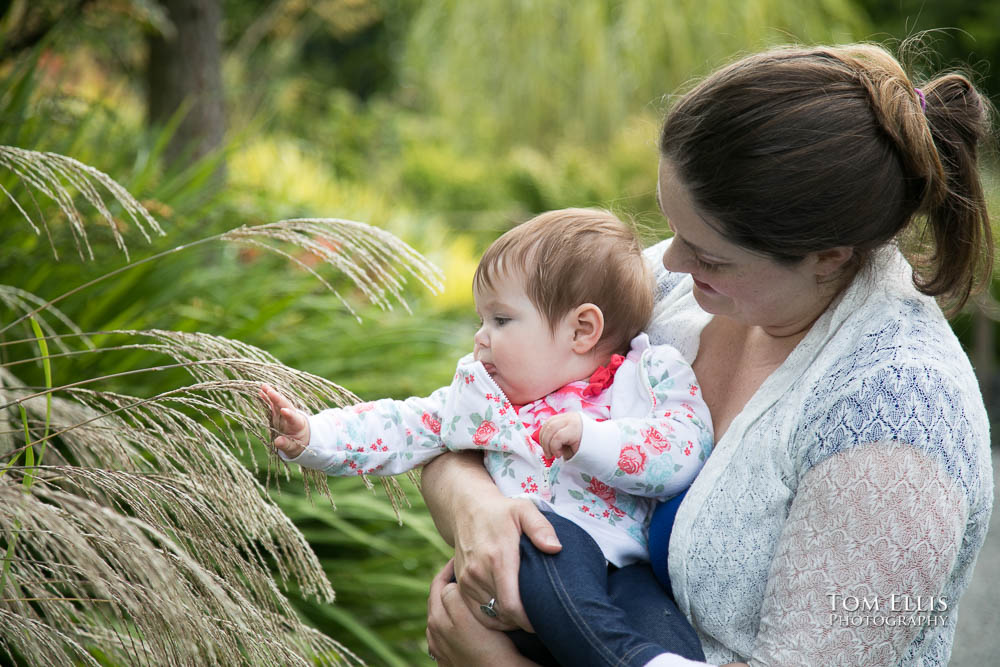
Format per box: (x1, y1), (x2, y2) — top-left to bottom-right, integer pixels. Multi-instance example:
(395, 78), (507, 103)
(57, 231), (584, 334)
(812, 246), (854, 279)
(569, 304), (604, 354)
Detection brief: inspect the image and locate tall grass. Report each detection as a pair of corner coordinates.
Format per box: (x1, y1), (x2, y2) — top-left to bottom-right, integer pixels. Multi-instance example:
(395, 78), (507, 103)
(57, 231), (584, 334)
(0, 141), (450, 664)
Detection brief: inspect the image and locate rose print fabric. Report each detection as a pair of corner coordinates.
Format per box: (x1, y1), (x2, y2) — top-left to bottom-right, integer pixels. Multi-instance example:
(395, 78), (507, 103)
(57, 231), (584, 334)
(288, 333), (713, 567)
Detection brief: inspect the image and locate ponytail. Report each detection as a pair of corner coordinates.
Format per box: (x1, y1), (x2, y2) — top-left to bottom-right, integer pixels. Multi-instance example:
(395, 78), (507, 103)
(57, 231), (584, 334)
(912, 74), (993, 313)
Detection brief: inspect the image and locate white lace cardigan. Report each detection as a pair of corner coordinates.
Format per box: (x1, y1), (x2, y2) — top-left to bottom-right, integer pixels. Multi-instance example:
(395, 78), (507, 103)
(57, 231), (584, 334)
(642, 239), (993, 666)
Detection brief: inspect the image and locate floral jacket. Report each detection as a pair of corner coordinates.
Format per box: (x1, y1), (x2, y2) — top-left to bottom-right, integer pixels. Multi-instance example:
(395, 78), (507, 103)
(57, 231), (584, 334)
(287, 333), (713, 566)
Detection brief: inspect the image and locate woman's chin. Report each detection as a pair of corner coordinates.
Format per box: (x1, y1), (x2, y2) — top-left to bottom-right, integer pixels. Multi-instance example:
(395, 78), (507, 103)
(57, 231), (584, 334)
(691, 283), (726, 314)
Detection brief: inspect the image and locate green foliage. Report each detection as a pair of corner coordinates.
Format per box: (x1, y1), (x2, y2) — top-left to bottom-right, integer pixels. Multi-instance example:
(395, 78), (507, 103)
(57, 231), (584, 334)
(400, 0), (867, 151)
(858, 0), (1000, 101)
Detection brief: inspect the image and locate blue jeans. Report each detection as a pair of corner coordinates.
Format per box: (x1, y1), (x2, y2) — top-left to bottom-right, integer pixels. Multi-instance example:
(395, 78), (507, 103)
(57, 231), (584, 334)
(507, 511), (704, 666)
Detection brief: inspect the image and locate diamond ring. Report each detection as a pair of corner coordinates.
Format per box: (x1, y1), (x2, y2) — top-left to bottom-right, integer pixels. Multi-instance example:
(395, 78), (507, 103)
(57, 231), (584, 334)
(480, 597), (498, 617)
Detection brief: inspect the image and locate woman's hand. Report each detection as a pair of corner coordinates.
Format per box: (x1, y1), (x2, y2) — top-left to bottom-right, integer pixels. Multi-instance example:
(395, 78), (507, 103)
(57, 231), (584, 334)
(452, 494), (561, 631)
(426, 560), (539, 666)
(421, 452), (562, 632)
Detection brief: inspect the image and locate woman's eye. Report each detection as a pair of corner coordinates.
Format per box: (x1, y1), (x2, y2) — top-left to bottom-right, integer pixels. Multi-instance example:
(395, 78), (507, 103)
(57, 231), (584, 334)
(694, 256), (722, 271)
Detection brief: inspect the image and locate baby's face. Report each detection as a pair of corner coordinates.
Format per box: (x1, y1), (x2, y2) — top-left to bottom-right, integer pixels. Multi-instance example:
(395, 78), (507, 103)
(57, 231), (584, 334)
(472, 272), (581, 406)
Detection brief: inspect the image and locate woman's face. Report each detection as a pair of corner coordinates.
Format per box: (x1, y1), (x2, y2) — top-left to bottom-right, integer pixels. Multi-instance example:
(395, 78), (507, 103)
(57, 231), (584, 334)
(657, 160), (844, 337)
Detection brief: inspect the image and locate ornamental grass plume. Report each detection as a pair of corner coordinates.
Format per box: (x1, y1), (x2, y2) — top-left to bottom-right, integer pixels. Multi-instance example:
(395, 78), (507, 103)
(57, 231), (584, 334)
(0, 147), (443, 664)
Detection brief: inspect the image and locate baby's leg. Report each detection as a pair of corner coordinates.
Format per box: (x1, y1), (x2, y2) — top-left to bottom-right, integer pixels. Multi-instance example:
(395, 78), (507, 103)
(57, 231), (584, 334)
(607, 563), (704, 661)
(509, 511), (702, 666)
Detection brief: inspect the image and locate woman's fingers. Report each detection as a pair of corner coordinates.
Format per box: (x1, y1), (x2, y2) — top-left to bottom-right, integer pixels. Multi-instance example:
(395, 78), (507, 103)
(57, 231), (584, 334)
(489, 499), (560, 631)
(485, 549), (533, 633)
(453, 499), (562, 632)
(427, 562), (529, 666)
(452, 506), (524, 630)
(453, 552), (513, 631)
(427, 561), (456, 662)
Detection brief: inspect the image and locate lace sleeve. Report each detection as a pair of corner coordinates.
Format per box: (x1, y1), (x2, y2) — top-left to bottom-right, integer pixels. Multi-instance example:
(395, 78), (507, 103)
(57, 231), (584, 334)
(750, 442), (966, 666)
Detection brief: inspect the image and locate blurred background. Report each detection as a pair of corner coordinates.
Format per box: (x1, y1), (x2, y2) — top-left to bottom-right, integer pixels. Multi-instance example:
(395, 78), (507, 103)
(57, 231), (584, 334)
(1, 0), (997, 664)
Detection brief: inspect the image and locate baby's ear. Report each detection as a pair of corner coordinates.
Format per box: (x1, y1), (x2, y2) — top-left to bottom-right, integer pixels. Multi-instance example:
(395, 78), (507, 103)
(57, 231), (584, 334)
(570, 303), (604, 354)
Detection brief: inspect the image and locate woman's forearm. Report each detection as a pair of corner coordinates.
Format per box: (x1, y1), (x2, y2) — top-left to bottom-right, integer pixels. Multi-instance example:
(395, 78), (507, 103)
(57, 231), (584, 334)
(421, 450), (499, 546)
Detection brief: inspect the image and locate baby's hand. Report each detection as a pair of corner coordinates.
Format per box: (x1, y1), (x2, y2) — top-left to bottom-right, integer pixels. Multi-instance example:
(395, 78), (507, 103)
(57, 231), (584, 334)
(259, 383), (310, 458)
(539, 413), (583, 461)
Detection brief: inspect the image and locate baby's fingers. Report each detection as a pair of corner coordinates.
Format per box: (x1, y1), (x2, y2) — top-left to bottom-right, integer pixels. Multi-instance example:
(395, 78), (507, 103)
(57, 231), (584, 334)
(279, 407), (308, 433)
(539, 433), (564, 460)
(259, 385), (283, 425)
(261, 384), (296, 411)
(273, 435), (306, 458)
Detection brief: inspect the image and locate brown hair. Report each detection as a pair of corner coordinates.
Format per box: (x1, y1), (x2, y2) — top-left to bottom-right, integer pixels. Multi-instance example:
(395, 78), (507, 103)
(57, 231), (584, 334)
(659, 43), (993, 313)
(474, 208), (653, 355)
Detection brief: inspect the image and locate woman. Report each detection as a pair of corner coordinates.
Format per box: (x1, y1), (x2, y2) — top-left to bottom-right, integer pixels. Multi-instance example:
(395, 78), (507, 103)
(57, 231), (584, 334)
(422, 43), (994, 666)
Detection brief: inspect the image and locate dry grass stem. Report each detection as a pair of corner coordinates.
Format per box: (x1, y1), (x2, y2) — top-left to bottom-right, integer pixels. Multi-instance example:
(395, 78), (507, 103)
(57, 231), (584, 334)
(222, 218), (445, 317)
(0, 286), (93, 354)
(0, 146), (164, 261)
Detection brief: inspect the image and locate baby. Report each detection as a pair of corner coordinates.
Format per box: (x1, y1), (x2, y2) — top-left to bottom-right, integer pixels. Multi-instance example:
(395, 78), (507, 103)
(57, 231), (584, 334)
(262, 208), (713, 665)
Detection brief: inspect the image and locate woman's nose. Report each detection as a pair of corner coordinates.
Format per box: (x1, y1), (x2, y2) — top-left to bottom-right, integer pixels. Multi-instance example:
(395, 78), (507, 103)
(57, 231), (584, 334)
(662, 239), (687, 273)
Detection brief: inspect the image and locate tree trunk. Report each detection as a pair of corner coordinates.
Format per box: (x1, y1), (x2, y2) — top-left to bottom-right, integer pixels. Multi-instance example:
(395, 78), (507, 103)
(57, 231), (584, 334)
(146, 0), (225, 179)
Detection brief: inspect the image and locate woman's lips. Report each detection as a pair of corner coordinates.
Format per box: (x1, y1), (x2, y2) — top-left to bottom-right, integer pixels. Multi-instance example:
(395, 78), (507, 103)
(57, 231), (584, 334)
(692, 277), (717, 294)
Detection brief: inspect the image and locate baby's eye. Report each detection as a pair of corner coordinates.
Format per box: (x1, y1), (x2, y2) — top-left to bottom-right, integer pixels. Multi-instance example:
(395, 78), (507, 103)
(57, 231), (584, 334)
(494, 317), (511, 327)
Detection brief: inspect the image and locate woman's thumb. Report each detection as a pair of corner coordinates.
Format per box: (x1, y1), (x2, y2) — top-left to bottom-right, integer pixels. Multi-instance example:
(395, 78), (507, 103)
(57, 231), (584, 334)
(519, 506), (562, 553)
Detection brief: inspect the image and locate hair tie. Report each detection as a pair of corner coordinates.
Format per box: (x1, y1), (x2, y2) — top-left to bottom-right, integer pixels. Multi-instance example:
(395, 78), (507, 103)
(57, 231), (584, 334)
(914, 87), (927, 112)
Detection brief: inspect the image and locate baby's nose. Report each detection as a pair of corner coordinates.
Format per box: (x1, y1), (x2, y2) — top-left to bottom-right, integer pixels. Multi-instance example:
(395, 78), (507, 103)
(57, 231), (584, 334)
(473, 326), (488, 349)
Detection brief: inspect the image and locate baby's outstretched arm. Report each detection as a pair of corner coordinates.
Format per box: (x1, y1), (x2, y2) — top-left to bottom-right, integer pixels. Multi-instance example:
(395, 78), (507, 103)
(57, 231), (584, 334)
(260, 383), (310, 458)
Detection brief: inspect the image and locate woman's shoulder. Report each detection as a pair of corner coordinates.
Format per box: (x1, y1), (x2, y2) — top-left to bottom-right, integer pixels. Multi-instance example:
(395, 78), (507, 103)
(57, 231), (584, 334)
(813, 252), (978, 389)
(794, 270), (990, 505)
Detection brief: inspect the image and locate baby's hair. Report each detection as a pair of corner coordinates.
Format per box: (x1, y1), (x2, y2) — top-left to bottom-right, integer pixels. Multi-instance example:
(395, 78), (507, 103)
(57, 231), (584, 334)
(474, 208), (653, 356)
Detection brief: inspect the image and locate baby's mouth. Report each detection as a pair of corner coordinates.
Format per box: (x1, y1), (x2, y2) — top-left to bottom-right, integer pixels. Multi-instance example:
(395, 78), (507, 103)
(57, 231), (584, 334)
(481, 362), (497, 375)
